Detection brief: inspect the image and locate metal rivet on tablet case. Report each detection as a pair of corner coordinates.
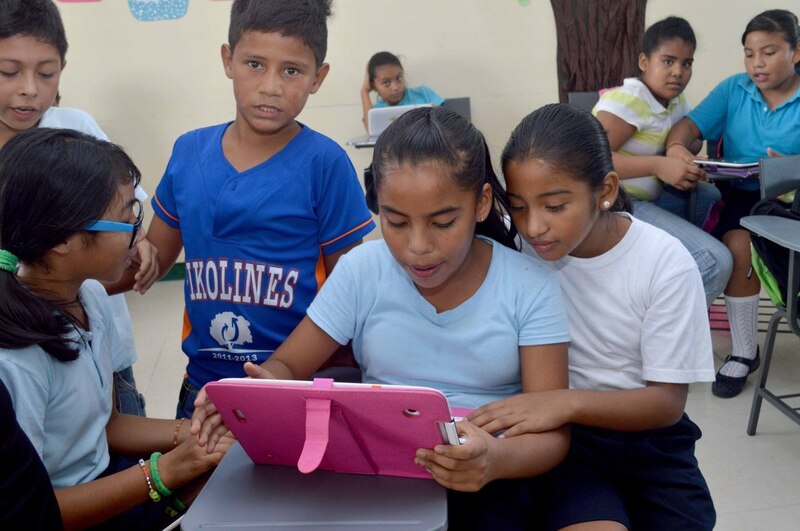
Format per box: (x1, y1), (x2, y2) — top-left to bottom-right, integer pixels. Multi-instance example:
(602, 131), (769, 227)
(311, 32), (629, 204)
(233, 409), (247, 423)
(403, 409), (421, 418)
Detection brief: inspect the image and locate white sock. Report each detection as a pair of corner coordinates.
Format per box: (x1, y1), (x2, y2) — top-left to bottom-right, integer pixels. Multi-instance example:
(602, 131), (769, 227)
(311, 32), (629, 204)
(719, 294), (759, 378)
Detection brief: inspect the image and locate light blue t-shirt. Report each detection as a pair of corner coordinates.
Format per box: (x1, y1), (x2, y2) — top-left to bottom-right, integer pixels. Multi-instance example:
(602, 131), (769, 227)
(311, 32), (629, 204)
(307, 238), (569, 410)
(687, 73), (800, 190)
(374, 85), (445, 108)
(0, 281), (116, 489)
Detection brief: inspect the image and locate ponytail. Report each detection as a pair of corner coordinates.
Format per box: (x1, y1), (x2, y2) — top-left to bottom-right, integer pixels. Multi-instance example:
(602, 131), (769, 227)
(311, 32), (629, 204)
(0, 273), (80, 361)
(476, 140), (518, 249)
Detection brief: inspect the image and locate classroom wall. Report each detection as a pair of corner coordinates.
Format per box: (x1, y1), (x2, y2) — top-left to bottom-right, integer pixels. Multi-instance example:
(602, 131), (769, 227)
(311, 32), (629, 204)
(57, 0), (791, 237)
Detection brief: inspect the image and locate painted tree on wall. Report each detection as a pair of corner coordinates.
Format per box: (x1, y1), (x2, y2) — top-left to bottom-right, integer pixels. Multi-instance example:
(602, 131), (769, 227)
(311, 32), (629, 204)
(550, 0), (647, 103)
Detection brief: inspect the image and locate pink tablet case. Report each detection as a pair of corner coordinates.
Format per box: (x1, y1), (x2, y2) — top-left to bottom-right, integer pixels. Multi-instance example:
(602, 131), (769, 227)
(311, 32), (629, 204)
(204, 378), (455, 480)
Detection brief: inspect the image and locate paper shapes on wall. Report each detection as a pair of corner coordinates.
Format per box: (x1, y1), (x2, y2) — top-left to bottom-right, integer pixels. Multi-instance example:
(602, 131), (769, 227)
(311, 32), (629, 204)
(128, 0), (189, 21)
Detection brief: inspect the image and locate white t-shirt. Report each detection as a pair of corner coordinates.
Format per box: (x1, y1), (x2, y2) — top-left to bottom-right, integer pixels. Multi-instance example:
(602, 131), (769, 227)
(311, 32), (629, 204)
(39, 107), (143, 371)
(0, 281), (117, 488)
(529, 214), (715, 390)
(593, 78), (691, 201)
(307, 238), (570, 410)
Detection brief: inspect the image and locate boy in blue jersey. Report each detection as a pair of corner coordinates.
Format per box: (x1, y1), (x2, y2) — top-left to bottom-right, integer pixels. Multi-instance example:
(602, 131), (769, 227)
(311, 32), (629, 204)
(145, 0), (375, 418)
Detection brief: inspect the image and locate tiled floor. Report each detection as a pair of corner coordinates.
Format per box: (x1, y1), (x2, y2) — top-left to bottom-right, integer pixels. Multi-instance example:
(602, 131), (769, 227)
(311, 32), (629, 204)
(126, 280), (800, 530)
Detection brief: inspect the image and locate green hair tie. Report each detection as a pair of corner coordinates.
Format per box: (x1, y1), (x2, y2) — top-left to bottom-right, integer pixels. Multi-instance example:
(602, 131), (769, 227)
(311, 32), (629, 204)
(0, 249), (18, 273)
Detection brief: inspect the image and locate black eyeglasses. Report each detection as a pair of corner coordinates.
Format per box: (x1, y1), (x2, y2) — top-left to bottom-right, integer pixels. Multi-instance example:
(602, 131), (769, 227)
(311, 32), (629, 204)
(84, 199), (143, 249)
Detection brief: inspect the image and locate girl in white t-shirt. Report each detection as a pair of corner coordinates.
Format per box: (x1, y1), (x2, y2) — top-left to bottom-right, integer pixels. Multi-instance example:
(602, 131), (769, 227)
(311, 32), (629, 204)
(194, 106), (570, 530)
(0, 129), (234, 530)
(471, 103), (716, 530)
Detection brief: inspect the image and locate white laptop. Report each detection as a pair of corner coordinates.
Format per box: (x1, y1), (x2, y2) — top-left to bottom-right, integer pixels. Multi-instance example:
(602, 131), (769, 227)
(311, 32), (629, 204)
(367, 103), (433, 138)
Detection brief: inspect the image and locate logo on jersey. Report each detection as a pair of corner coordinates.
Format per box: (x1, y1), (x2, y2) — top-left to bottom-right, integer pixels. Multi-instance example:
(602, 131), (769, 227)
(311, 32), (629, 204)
(185, 258), (299, 309)
(209, 312), (254, 350)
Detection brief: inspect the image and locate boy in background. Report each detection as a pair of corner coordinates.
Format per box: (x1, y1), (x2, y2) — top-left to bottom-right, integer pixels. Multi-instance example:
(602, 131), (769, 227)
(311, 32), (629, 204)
(0, 0), (153, 417)
(144, 0), (375, 417)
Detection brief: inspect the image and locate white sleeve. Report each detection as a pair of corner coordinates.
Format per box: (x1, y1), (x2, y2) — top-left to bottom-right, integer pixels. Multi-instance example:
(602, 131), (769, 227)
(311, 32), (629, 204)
(639, 247), (716, 384)
(594, 88), (649, 131)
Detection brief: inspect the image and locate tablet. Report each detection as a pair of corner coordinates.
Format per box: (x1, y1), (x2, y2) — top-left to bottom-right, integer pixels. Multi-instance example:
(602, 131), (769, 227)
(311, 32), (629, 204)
(693, 159), (759, 179)
(693, 159), (759, 169)
(204, 377), (462, 479)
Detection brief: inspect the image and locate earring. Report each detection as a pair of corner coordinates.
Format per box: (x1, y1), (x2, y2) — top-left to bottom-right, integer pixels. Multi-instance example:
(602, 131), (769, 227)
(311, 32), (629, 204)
(602, 200), (611, 210)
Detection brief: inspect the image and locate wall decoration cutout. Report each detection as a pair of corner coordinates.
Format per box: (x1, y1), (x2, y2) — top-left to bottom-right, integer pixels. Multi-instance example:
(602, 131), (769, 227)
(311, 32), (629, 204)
(128, 0), (188, 21)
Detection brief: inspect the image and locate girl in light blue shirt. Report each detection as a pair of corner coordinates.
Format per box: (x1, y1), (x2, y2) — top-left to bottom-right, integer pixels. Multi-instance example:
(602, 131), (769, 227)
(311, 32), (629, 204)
(194, 106), (570, 530)
(667, 9), (800, 398)
(360, 51), (444, 131)
(0, 129), (234, 529)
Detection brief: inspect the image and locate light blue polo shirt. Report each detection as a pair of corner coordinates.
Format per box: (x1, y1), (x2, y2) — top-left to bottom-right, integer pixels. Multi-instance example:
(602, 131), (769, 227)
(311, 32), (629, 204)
(374, 85), (445, 108)
(0, 281), (116, 488)
(307, 238), (569, 410)
(687, 73), (800, 190)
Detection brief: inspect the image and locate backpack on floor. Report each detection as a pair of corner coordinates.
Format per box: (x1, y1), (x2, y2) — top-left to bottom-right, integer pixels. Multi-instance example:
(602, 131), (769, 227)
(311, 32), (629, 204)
(749, 193), (800, 309)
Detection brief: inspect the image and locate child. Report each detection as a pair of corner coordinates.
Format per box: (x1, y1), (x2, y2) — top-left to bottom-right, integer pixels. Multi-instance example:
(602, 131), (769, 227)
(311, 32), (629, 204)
(360, 51), (444, 131)
(471, 103), (716, 530)
(593, 16), (732, 306)
(0, 129), (234, 530)
(0, 0), (157, 417)
(141, 0), (375, 418)
(193, 106), (571, 530)
(666, 9), (800, 398)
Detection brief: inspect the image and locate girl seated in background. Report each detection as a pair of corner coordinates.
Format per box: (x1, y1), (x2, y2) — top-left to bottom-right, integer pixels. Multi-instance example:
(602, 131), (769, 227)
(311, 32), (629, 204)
(472, 103), (716, 530)
(593, 16), (732, 307)
(666, 9), (800, 398)
(195, 106), (570, 530)
(0, 129), (233, 530)
(360, 51), (444, 131)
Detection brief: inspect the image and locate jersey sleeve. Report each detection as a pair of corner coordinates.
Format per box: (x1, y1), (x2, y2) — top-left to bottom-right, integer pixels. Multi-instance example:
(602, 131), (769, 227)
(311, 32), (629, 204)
(640, 248), (716, 384)
(151, 139), (182, 229)
(516, 264), (570, 346)
(686, 76), (734, 142)
(315, 150), (375, 255)
(306, 252), (360, 345)
(593, 87), (649, 131)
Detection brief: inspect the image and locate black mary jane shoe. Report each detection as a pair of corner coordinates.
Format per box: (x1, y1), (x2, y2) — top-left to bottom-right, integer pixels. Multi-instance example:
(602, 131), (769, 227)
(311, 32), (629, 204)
(711, 348), (761, 398)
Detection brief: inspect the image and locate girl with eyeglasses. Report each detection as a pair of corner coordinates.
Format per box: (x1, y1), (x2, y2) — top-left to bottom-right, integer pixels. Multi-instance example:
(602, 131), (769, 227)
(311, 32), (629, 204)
(0, 128), (234, 530)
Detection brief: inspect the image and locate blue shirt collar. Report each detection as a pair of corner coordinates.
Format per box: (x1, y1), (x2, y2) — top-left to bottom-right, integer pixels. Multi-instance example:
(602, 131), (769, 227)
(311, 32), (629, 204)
(737, 72), (800, 109)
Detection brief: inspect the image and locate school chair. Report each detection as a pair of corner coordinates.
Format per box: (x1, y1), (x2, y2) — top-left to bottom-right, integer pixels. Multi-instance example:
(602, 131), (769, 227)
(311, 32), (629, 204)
(567, 91), (600, 112)
(741, 154), (800, 435)
(442, 97), (471, 122)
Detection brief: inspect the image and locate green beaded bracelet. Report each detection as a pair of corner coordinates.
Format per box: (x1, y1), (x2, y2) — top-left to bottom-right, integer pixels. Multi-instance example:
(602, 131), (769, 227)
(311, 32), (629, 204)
(149, 452), (173, 497)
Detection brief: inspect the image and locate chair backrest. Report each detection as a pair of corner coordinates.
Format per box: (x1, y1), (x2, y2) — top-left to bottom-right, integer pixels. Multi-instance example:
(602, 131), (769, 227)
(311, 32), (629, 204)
(758, 154), (800, 200)
(567, 91), (599, 112)
(442, 97), (471, 122)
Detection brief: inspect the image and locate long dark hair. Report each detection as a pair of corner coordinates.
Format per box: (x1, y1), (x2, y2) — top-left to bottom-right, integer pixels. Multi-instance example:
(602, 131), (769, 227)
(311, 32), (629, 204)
(502, 103), (632, 214)
(0, 128), (141, 361)
(369, 106), (517, 249)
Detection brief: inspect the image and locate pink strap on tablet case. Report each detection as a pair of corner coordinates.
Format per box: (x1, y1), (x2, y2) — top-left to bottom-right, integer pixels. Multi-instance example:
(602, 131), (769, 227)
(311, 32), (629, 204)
(298, 379), (333, 473)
